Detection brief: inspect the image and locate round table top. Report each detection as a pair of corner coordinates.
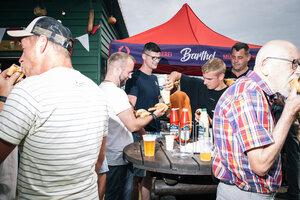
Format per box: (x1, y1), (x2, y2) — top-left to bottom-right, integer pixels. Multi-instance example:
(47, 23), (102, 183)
(123, 138), (212, 176)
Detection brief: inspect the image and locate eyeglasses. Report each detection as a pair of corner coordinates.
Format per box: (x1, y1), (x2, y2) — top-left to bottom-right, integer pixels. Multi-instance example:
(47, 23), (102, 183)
(266, 57), (300, 70)
(144, 52), (162, 61)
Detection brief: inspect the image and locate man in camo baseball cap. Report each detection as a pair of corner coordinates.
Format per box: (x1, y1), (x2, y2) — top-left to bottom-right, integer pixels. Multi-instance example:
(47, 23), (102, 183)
(7, 16), (73, 52)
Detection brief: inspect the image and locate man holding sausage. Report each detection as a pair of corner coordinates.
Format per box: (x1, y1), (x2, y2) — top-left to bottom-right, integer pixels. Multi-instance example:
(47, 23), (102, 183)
(165, 57), (228, 124)
(213, 40), (300, 199)
(100, 52), (165, 200)
(0, 16), (108, 199)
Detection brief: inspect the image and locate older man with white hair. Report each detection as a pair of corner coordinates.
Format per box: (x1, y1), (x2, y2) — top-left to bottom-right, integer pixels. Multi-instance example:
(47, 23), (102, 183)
(213, 40), (300, 200)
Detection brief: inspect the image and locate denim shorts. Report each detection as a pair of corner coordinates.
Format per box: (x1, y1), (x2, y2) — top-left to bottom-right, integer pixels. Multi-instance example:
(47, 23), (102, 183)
(99, 156), (109, 174)
(105, 164), (133, 200)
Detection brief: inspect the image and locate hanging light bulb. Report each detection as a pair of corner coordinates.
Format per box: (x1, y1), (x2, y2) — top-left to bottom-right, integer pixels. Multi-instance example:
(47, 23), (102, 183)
(33, 0), (47, 16)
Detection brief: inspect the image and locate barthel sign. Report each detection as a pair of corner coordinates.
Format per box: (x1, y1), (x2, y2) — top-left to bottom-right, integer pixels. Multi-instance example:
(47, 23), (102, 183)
(180, 48), (216, 62)
(110, 41), (259, 66)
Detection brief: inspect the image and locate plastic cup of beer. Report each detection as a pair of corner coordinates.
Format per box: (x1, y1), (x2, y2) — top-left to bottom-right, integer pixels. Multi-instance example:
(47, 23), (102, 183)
(143, 135), (156, 156)
(200, 139), (212, 161)
(157, 75), (170, 105)
(160, 89), (170, 105)
(165, 135), (175, 151)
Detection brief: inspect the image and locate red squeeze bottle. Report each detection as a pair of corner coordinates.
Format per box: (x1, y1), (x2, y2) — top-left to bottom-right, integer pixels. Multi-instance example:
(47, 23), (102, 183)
(180, 108), (190, 142)
(170, 108), (179, 139)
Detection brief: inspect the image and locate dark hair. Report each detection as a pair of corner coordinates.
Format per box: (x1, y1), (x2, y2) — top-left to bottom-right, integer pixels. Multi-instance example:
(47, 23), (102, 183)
(231, 42), (250, 55)
(143, 42), (161, 53)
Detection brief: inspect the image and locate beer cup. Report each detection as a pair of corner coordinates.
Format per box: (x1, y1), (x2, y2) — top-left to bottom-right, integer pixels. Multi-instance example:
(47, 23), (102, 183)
(158, 75), (170, 105)
(200, 150), (211, 161)
(143, 135), (156, 156)
(200, 138), (212, 161)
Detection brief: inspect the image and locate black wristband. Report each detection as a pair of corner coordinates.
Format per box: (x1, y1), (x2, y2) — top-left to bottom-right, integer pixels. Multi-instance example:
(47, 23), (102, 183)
(0, 96), (7, 103)
(150, 113), (157, 120)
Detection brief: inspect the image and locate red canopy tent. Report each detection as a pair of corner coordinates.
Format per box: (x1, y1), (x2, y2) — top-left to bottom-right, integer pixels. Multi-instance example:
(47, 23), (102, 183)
(109, 3), (261, 75)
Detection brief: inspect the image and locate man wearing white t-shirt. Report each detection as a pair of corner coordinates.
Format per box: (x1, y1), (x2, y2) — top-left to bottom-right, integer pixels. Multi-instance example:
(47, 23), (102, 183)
(99, 52), (165, 200)
(0, 16), (108, 199)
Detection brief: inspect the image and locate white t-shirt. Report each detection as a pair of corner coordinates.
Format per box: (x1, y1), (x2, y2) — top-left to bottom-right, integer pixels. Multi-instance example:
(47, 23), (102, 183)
(99, 82), (133, 165)
(0, 67), (108, 199)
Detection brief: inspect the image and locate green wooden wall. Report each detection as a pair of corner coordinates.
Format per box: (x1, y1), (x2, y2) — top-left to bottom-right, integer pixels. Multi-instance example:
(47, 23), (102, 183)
(0, 0), (128, 84)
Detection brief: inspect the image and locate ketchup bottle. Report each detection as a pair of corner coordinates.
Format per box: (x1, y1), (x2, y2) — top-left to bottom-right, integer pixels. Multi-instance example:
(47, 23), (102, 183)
(180, 108), (190, 142)
(170, 108), (179, 139)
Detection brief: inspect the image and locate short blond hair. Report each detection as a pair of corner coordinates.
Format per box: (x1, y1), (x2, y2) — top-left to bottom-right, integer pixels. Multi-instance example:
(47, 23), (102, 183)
(201, 57), (226, 75)
(108, 52), (135, 68)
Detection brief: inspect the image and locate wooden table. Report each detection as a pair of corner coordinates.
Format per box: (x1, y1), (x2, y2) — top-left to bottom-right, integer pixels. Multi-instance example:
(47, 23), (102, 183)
(123, 138), (216, 198)
(123, 138), (212, 176)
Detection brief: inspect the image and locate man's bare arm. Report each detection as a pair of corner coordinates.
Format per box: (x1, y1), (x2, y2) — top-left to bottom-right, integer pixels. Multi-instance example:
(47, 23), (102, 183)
(118, 107), (165, 133)
(127, 95), (137, 108)
(0, 69), (21, 111)
(165, 71), (182, 91)
(127, 94), (147, 136)
(247, 87), (300, 176)
(95, 136), (106, 174)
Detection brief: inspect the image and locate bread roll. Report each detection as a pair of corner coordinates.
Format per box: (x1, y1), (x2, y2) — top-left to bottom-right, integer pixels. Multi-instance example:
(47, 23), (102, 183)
(148, 103), (168, 112)
(135, 109), (151, 118)
(6, 64), (24, 82)
(290, 77), (300, 93)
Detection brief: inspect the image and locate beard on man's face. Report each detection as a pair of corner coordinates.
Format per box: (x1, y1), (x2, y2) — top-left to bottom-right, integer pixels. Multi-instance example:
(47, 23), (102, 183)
(119, 76), (127, 87)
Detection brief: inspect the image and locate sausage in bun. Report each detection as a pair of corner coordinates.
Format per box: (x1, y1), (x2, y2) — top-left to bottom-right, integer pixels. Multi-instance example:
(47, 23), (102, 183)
(135, 109), (151, 118)
(6, 64), (24, 82)
(148, 103), (168, 112)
